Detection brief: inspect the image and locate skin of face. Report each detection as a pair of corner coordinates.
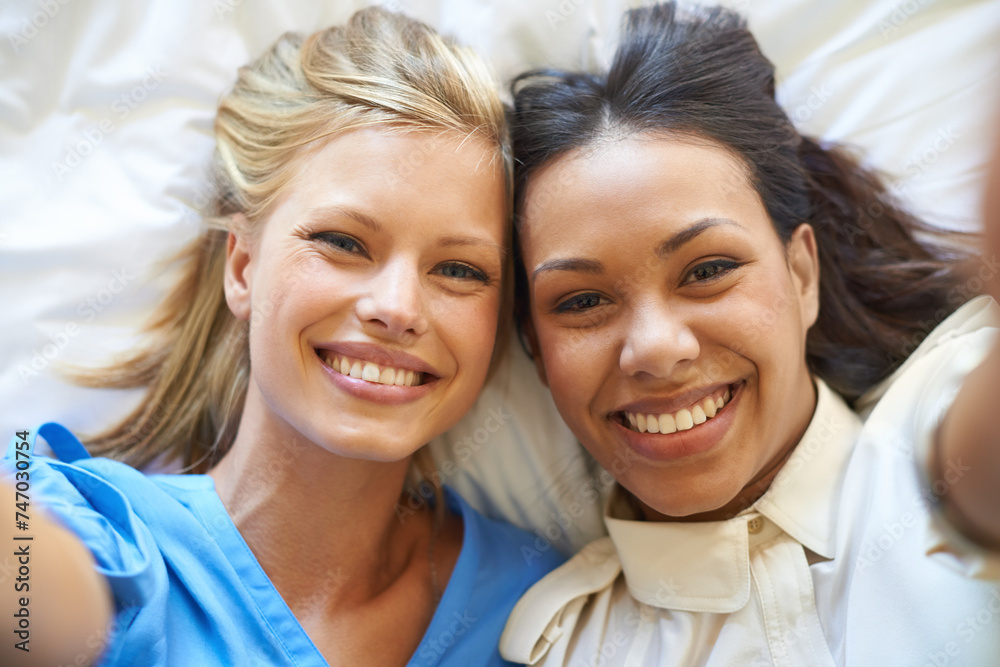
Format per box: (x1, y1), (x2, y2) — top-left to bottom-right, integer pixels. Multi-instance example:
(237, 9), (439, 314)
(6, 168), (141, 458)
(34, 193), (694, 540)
(521, 135), (821, 521)
(223, 128), (507, 464)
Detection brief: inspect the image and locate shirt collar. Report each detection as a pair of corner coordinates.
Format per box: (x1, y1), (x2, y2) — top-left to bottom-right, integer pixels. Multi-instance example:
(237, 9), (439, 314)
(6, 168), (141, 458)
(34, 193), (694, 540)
(604, 379), (861, 613)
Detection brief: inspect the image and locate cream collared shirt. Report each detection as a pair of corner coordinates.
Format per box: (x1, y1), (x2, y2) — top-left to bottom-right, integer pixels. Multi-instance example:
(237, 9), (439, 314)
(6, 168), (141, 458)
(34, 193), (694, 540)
(501, 297), (1000, 666)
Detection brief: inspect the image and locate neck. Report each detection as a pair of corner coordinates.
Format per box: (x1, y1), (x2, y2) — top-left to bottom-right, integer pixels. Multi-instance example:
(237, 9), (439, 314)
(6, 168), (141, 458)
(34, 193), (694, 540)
(208, 385), (428, 612)
(639, 441), (798, 522)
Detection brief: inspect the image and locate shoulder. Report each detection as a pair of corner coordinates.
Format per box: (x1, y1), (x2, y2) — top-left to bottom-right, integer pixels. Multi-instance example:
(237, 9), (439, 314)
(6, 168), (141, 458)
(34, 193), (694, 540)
(448, 487), (567, 582)
(848, 297), (1000, 579)
(2, 425), (206, 607)
(411, 491), (572, 667)
(856, 295), (999, 414)
(5, 428), (198, 530)
(500, 536), (621, 665)
(4, 425), (173, 520)
(853, 296), (998, 463)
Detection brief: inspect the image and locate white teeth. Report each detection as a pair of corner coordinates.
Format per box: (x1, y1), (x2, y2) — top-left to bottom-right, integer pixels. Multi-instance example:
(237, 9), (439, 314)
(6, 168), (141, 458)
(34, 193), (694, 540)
(362, 362), (380, 382)
(646, 414), (660, 433)
(676, 408), (694, 431)
(703, 397), (717, 418)
(691, 405), (707, 425)
(658, 413), (676, 434)
(623, 386), (735, 434)
(320, 352), (422, 387)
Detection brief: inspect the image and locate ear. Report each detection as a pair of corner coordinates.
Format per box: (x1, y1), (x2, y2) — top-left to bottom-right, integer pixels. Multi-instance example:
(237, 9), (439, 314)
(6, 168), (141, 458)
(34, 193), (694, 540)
(224, 214), (254, 322)
(521, 315), (549, 387)
(786, 223), (820, 330)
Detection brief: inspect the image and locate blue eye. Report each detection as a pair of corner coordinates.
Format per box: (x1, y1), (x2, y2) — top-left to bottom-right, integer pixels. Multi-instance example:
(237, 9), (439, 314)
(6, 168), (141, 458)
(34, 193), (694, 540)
(554, 292), (606, 313)
(312, 232), (367, 256)
(683, 259), (741, 284)
(436, 262), (489, 282)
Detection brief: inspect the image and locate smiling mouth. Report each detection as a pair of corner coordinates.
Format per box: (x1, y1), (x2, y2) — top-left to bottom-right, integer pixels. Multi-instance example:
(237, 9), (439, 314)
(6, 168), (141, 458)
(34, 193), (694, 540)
(617, 384), (738, 434)
(316, 350), (428, 387)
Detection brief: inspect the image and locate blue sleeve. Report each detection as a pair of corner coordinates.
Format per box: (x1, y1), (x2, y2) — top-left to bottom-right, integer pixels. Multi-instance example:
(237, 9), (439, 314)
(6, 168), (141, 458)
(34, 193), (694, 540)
(2, 425), (158, 609)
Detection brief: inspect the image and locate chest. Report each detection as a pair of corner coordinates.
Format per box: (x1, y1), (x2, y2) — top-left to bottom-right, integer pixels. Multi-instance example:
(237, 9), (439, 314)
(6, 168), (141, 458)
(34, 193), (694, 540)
(299, 579), (438, 667)
(559, 506), (1000, 667)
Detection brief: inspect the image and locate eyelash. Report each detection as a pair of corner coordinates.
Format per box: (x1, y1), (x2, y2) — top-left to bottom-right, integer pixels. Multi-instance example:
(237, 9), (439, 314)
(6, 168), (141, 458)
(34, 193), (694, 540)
(553, 292), (606, 314)
(311, 232), (490, 284)
(434, 262), (490, 283)
(552, 259), (742, 314)
(681, 259), (742, 284)
(312, 231), (367, 257)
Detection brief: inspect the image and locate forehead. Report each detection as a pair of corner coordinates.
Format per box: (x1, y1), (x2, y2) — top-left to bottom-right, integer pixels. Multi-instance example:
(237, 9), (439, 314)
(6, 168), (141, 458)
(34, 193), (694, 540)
(265, 127), (507, 238)
(290, 127), (501, 195)
(519, 135), (769, 256)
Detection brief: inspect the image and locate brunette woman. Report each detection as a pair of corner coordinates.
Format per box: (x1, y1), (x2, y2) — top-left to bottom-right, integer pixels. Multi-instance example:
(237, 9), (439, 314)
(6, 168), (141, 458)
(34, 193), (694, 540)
(501, 4), (1000, 665)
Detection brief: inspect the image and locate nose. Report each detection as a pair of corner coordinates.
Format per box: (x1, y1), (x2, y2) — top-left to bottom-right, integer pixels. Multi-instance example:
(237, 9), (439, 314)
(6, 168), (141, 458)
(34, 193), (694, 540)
(619, 298), (700, 378)
(355, 258), (429, 340)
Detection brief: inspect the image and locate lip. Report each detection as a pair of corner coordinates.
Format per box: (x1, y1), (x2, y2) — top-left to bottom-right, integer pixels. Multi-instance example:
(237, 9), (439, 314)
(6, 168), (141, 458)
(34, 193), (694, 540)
(314, 341), (440, 377)
(313, 342), (441, 406)
(613, 381), (734, 416)
(611, 381), (744, 462)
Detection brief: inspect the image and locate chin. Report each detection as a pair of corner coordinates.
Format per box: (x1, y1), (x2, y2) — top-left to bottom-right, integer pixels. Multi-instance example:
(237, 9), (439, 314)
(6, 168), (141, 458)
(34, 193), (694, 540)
(311, 429), (425, 464)
(647, 498), (725, 520)
(629, 475), (742, 520)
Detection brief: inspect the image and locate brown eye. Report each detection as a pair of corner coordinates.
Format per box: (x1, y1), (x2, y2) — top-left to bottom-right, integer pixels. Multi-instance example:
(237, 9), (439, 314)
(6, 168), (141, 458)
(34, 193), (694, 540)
(682, 259), (741, 284)
(554, 292), (606, 313)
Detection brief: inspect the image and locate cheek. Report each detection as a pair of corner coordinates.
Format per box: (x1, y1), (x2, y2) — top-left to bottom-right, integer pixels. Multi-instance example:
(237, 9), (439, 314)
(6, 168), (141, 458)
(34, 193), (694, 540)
(246, 264), (285, 341)
(537, 324), (611, 421)
(722, 267), (805, 349)
(437, 293), (501, 373)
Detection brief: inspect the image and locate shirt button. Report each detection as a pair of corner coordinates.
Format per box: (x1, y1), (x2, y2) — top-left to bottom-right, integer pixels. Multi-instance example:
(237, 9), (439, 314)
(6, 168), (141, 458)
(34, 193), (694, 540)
(747, 517), (764, 534)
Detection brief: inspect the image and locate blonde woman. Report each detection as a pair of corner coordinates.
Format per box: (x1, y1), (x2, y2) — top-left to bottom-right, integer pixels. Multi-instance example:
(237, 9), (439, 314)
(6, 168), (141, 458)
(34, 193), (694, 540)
(0, 8), (561, 666)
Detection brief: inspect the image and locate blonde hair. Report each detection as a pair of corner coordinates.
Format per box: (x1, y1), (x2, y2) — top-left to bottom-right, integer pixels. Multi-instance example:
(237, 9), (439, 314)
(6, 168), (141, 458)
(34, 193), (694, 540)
(77, 7), (512, 476)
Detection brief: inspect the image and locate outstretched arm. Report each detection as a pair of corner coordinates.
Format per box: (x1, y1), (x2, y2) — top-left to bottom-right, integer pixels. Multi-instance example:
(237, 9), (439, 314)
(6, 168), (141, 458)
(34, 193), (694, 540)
(0, 481), (113, 666)
(936, 119), (1000, 550)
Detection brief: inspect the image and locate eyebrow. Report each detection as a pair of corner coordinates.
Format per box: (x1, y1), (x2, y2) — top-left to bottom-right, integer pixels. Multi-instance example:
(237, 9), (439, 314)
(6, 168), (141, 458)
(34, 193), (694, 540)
(307, 205), (383, 233)
(656, 217), (738, 257)
(438, 235), (507, 260)
(308, 205), (504, 259)
(532, 257), (604, 279)
(531, 217), (739, 279)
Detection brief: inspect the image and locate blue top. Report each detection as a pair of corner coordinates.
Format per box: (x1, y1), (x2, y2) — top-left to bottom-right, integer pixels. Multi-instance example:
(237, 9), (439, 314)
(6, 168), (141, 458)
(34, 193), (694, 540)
(3, 423), (564, 666)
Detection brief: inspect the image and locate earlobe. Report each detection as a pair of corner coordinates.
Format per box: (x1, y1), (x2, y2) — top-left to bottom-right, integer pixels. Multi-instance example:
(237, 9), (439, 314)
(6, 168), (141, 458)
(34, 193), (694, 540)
(522, 316), (549, 387)
(787, 223), (820, 329)
(224, 215), (253, 322)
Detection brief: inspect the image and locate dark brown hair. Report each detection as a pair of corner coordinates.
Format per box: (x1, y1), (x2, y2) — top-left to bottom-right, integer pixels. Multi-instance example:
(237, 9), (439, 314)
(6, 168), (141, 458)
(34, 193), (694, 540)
(510, 2), (972, 404)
